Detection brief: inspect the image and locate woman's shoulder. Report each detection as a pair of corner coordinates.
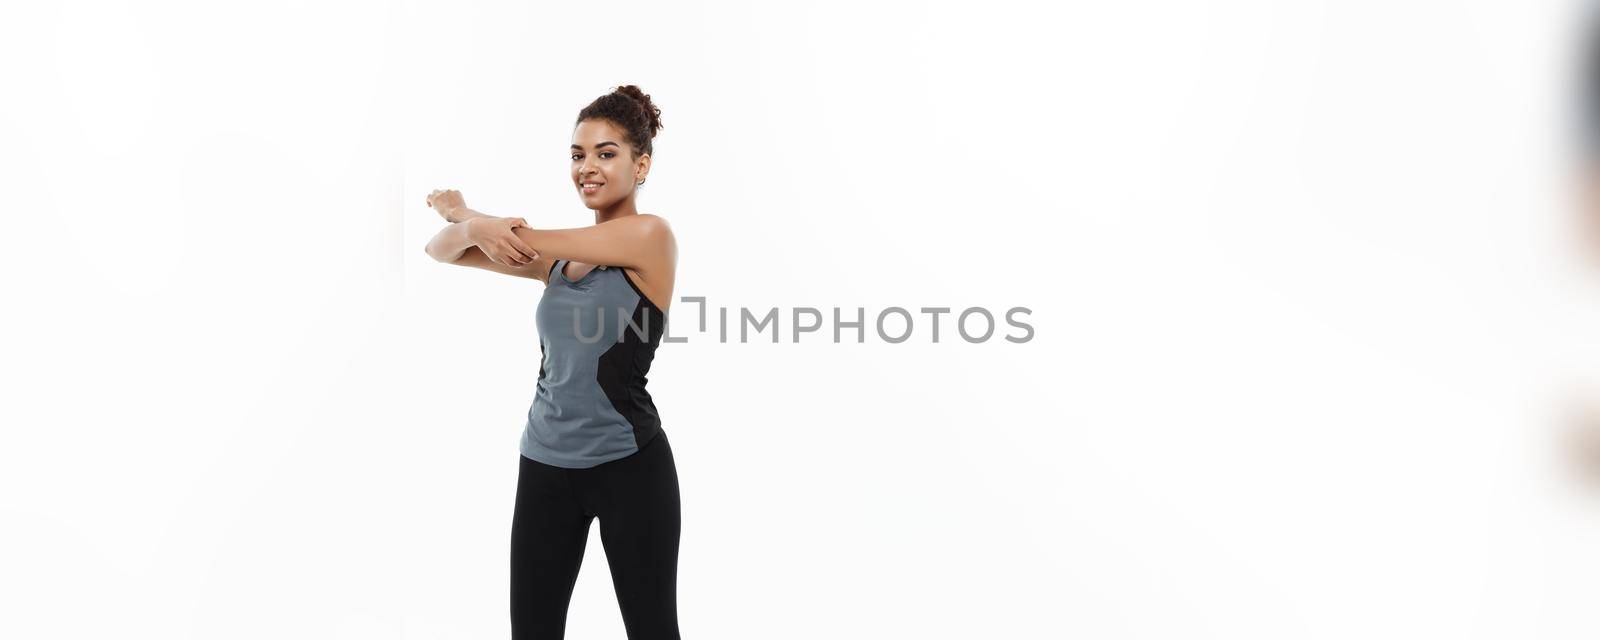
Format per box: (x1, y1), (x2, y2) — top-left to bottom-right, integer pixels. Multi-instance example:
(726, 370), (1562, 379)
(630, 214), (676, 251)
(634, 212), (672, 232)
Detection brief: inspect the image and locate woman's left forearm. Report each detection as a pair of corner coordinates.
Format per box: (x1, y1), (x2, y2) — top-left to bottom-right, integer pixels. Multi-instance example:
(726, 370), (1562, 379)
(424, 219), (479, 262)
(445, 206), (496, 224)
(425, 208), (502, 261)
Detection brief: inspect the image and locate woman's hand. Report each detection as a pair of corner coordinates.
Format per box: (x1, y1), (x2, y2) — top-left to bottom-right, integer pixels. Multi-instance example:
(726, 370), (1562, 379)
(426, 188), (467, 222)
(467, 217), (540, 267)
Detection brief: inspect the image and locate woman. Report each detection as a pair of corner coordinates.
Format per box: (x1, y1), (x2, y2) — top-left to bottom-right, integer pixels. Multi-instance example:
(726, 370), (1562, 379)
(422, 85), (681, 639)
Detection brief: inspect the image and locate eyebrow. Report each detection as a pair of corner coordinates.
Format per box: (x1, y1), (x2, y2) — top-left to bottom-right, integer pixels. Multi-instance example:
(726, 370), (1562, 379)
(570, 141), (620, 150)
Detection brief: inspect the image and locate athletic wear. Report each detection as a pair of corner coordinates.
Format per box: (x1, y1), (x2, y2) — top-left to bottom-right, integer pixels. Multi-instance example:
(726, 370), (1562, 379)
(511, 256), (679, 639)
(522, 259), (667, 468)
(512, 428), (681, 639)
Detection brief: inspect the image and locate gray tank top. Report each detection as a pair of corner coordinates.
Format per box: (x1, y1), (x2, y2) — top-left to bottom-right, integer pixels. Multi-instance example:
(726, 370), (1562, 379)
(521, 259), (667, 468)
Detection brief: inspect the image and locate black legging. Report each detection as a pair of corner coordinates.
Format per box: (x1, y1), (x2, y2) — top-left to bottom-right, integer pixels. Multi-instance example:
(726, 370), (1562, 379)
(511, 429), (681, 639)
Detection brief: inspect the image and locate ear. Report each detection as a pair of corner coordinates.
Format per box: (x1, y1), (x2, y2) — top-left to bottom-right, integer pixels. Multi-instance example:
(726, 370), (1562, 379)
(635, 153), (651, 183)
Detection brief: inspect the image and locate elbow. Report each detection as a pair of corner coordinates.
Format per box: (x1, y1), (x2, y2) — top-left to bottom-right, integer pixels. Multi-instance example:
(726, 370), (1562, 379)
(426, 245), (466, 265)
(423, 242), (448, 263)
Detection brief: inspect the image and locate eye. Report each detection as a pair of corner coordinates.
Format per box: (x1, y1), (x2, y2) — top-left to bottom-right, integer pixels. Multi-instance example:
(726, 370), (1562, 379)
(571, 153), (581, 161)
(600, 152), (615, 159)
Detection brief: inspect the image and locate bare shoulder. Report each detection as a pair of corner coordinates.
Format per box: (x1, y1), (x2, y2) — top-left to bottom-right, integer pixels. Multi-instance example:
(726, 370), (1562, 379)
(635, 213), (673, 235)
(635, 213), (676, 257)
(625, 214), (675, 311)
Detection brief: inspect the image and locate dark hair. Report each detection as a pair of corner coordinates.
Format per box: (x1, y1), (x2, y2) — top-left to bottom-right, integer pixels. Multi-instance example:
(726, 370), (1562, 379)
(575, 85), (663, 159)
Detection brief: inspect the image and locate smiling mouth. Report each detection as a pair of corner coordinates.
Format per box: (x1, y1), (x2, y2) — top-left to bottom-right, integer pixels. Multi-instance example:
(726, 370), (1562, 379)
(580, 182), (604, 194)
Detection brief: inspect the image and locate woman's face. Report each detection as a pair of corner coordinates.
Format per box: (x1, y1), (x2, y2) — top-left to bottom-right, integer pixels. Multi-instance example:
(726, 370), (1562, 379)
(571, 118), (648, 209)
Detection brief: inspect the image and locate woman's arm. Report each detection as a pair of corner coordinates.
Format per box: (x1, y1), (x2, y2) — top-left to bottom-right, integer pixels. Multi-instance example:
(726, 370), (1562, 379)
(442, 205), (494, 224)
(424, 215), (541, 267)
(423, 219), (478, 263)
(510, 213), (675, 273)
(423, 204), (554, 280)
(446, 245), (556, 282)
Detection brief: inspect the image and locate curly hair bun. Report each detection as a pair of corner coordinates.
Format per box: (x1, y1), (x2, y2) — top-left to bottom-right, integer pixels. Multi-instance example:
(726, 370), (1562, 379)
(576, 85), (664, 158)
(613, 84), (663, 139)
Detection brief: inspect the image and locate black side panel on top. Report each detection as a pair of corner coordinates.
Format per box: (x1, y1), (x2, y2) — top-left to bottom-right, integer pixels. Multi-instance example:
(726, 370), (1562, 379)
(595, 298), (667, 450)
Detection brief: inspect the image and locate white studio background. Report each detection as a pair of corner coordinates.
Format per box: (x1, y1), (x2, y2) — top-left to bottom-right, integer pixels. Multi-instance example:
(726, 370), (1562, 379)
(2, 1), (1597, 639)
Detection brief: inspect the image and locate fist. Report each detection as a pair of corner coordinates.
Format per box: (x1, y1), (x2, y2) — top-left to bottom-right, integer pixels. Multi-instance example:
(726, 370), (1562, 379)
(426, 189), (466, 220)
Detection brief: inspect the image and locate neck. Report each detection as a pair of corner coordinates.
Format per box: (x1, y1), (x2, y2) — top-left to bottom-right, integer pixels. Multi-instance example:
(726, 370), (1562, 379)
(594, 195), (639, 225)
